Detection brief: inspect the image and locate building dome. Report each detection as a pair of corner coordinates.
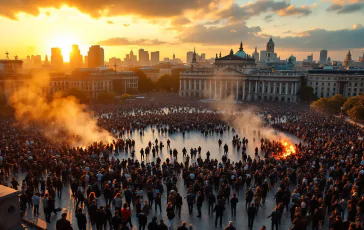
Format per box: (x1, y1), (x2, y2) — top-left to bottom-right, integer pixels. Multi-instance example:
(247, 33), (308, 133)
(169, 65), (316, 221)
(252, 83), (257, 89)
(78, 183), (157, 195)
(235, 41), (247, 58)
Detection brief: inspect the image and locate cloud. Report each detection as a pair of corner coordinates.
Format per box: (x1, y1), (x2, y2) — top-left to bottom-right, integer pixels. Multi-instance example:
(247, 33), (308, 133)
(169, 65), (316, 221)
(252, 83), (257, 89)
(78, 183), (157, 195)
(123, 24), (130, 27)
(97, 37), (168, 46)
(106, 20), (114, 24)
(327, 1), (364, 14)
(0, 0), (216, 19)
(264, 14), (274, 22)
(277, 5), (312, 16)
(177, 22), (364, 50)
(283, 30), (292, 34)
(178, 23), (262, 45)
(273, 27), (364, 49)
(217, 1), (312, 22)
(170, 16), (191, 26)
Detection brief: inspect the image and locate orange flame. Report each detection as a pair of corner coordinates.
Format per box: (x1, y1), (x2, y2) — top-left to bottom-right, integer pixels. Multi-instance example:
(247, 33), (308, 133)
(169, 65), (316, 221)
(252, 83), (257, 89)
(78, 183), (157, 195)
(280, 140), (296, 159)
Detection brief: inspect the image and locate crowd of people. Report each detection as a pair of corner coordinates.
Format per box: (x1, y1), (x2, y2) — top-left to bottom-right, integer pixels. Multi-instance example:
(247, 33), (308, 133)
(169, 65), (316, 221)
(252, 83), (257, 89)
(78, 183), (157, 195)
(0, 97), (363, 230)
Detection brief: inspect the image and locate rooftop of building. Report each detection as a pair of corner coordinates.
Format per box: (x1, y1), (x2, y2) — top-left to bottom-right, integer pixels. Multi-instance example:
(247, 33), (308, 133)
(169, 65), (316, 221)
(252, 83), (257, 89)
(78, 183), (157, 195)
(308, 69), (364, 75)
(0, 185), (21, 201)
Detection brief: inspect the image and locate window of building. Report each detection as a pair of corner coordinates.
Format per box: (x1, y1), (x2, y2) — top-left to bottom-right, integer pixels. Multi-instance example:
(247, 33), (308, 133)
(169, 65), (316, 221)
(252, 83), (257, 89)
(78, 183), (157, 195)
(321, 82), (324, 86)
(328, 83), (330, 86)
(333, 88), (336, 91)
(316, 82), (318, 86)
(334, 83), (336, 86)
(355, 83), (358, 86)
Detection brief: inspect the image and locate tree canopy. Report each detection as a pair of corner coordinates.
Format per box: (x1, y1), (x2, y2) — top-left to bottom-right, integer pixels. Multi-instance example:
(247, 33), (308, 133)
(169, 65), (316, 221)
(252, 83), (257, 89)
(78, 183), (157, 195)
(65, 88), (90, 103)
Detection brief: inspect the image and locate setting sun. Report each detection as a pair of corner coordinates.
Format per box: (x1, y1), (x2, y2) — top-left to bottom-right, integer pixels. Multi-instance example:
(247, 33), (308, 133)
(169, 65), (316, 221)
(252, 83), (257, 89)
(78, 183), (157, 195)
(48, 34), (79, 62)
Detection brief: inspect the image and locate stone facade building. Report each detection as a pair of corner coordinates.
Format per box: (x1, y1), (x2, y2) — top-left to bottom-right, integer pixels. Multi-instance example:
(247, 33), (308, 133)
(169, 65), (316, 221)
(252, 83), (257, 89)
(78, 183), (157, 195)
(180, 43), (302, 103)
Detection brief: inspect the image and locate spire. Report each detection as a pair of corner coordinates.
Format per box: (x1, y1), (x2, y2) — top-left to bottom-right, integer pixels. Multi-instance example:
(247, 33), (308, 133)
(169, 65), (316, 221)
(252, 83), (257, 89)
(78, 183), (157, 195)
(255, 47), (257, 52)
(230, 49), (234, 55)
(192, 46), (197, 63)
(219, 52), (221, 58)
(216, 53), (218, 59)
(239, 42), (243, 51)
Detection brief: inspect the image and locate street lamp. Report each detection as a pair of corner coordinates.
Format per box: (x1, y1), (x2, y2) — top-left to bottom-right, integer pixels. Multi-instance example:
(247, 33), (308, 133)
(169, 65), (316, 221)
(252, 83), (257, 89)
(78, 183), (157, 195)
(340, 106), (344, 119)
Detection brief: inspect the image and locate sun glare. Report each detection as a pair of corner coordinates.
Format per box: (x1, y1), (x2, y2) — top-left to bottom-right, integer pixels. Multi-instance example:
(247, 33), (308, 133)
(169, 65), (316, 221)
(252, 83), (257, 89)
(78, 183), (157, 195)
(50, 34), (79, 62)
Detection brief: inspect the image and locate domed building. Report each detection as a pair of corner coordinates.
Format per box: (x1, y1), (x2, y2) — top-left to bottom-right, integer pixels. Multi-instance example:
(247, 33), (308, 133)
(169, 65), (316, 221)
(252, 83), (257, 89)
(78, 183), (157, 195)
(260, 37), (280, 63)
(235, 42), (247, 58)
(179, 42), (303, 103)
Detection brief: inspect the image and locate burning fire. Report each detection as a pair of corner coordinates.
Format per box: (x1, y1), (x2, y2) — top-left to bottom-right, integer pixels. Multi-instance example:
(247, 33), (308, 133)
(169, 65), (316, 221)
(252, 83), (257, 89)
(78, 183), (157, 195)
(280, 140), (296, 158)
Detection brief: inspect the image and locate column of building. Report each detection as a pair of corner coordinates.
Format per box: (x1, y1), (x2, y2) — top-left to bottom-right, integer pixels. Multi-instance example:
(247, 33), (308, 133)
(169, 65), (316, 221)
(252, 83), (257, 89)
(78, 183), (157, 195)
(236, 80), (239, 101)
(242, 81), (246, 101)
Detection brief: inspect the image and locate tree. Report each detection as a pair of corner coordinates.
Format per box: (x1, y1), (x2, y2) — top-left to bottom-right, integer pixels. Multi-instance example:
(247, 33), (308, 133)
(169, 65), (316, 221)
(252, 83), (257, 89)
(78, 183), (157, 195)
(310, 98), (330, 113)
(343, 95), (364, 112)
(299, 86), (316, 102)
(134, 70), (154, 92)
(347, 105), (364, 122)
(65, 88), (90, 103)
(328, 94), (346, 113)
(97, 92), (116, 103)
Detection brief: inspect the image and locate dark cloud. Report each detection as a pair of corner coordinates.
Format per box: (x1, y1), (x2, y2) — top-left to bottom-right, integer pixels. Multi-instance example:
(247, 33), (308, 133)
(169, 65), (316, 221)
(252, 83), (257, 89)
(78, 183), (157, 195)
(177, 23), (364, 50)
(327, 2), (364, 14)
(0, 0), (215, 19)
(97, 37), (167, 46)
(217, 1), (312, 22)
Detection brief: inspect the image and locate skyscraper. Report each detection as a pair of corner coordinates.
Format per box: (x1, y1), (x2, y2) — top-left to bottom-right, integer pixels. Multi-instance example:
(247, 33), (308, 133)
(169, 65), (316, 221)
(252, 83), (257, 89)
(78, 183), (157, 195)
(307, 53), (313, 62)
(88, 45), (104, 68)
(51, 47), (63, 69)
(319, 50), (327, 64)
(201, 53), (206, 61)
(70, 44), (83, 69)
(252, 47), (259, 63)
(151, 51), (160, 65)
(186, 51), (194, 64)
(139, 49), (149, 65)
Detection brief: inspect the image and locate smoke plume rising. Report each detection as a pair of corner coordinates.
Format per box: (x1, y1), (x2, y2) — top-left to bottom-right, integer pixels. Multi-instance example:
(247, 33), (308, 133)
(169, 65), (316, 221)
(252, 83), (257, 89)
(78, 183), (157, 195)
(9, 71), (113, 146)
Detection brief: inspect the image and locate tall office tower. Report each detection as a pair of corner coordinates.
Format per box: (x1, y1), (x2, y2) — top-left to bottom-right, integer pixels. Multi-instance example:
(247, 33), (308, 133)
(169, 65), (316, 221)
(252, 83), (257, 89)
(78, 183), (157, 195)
(319, 50), (328, 64)
(151, 51), (160, 65)
(201, 53), (206, 61)
(88, 45), (104, 68)
(307, 53), (313, 62)
(70, 44), (83, 69)
(186, 51), (194, 64)
(51, 47), (63, 69)
(139, 49), (149, 65)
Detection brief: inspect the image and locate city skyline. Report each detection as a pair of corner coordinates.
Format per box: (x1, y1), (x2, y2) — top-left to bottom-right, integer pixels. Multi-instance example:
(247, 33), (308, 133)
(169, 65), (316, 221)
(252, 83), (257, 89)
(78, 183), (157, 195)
(0, 0), (363, 61)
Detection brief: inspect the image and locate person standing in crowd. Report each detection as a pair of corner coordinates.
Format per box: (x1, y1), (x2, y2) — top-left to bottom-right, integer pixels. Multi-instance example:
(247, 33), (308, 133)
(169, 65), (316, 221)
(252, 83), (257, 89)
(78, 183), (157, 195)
(208, 193), (216, 215)
(176, 192), (183, 217)
(32, 192), (40, 216)
(224, 221), (236, 230)
(230, 193), (238, 217)
(137, 210), (147, 230)
(196, 191), (203, 217)
(112, 210), (122, 230)
(75, 208), (87, 230)
(158, 219), (169, 230)
(267, 207), (281, 230)
(177, 221), (188, 230)
(187, 190), (196, 214)
(248, 203), (257, 230)
(166, 202), (175, 229)
(56, 212), (73, 230)
(147, 216), (158, 230)
(121, 203), (133, 229)
(213, 199), (225, 228)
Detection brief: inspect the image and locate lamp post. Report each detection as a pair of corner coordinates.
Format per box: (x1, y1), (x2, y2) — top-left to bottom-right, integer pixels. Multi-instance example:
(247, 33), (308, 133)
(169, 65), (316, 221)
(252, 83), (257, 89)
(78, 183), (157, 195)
(340, 106), (344, 119)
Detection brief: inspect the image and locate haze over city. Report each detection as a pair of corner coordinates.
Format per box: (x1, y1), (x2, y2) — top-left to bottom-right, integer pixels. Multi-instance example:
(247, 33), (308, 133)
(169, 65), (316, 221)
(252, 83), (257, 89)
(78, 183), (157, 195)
(1, 0), (364, 62)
